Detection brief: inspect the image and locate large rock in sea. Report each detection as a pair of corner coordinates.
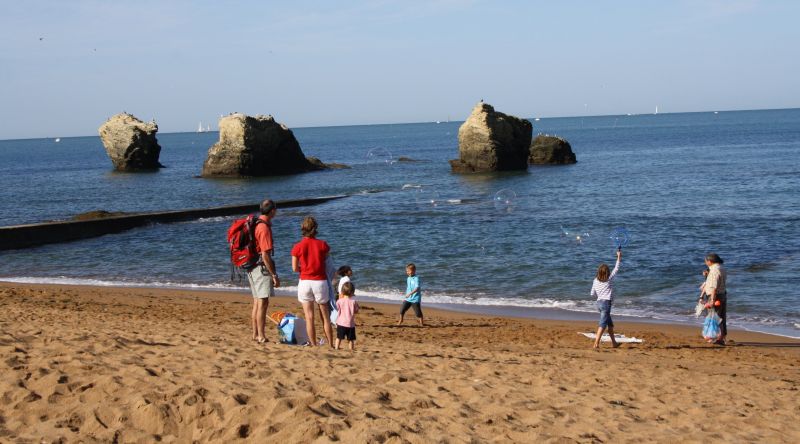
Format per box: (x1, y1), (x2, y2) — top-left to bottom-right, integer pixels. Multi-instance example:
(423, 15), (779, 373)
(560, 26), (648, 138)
(449, 102), (532, 173)
(98, 113), (162, 171)
(202, 113), (324, 177)
(529, 135), (577, 164)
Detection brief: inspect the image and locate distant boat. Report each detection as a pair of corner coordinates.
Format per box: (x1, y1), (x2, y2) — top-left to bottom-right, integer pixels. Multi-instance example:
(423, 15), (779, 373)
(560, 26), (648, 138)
(435, 120), (441, 124)
(197, 122), (208, 133)
(534, 118), (541, 121)
(54, 138), (60, 143)
(714, 111), (719, 114)
(655, 106), (659, 115)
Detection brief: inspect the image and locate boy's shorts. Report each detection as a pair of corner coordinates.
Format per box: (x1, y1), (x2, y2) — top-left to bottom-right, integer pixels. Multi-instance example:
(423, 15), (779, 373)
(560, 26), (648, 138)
(336, 325), (356, 341)
(400, 301), (423, 318)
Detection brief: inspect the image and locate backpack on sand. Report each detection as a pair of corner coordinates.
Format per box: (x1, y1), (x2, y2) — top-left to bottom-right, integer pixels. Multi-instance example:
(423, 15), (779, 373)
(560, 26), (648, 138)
(227, 214), (263, 275)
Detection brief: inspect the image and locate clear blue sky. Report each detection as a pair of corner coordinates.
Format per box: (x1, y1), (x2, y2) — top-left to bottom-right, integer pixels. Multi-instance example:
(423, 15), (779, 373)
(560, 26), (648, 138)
(1, 0), (798, 139)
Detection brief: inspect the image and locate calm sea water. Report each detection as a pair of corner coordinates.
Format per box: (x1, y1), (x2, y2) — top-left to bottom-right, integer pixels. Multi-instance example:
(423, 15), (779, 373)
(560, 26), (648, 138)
(1, 109), (799, 337)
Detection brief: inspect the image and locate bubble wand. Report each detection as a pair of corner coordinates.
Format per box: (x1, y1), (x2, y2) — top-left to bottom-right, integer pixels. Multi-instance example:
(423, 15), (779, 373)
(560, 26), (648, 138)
(609, 227), (630, 251)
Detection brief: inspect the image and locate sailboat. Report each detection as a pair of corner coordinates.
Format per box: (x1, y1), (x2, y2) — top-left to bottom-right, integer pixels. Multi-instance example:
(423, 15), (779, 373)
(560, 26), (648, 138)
(197, 122), (207, 133)
(655, 106), (659, 115)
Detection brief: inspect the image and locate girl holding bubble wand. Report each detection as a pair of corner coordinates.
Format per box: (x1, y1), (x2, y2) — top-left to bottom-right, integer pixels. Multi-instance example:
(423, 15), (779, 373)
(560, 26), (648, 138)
(590, 248), (622, 349)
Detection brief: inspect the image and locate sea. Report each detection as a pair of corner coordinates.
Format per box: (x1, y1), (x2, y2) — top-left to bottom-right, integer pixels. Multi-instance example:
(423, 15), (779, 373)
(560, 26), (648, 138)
(1, 109), (799, 337)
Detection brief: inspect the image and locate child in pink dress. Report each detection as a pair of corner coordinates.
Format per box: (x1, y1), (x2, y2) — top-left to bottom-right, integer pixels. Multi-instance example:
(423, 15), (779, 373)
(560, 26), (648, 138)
(335, 282), (360, 350)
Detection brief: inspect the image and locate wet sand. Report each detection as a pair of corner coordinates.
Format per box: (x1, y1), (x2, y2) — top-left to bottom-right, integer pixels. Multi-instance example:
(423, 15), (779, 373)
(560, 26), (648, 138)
(1, 282), (798, 442)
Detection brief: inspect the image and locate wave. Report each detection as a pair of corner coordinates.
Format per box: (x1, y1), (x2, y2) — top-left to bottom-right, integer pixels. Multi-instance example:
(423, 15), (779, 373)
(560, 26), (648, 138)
(2, 276), (797, 338)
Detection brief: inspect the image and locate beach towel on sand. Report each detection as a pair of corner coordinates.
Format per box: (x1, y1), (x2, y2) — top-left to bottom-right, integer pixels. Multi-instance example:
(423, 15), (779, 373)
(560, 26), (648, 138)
(579, 332), (643, 343)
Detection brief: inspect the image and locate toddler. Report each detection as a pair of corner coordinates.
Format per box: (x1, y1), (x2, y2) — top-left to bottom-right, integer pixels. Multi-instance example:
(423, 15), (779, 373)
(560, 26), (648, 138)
(335, 281), (360, 350)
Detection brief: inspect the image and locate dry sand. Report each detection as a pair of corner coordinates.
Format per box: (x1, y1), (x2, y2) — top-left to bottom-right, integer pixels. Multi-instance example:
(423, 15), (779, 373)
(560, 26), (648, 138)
(1, 282), (798, 443)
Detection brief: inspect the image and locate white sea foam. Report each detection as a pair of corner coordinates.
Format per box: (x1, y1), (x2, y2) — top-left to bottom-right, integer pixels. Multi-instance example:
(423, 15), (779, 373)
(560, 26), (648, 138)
(3, 276), (798, 338)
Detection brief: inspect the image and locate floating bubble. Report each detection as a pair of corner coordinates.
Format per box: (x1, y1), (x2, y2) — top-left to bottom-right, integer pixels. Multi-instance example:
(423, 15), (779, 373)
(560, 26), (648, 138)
(609, 227), (630, 249)
(561, 226), (591, 245)
(493, 189), (516, 212)
(367, 148), (394, 164)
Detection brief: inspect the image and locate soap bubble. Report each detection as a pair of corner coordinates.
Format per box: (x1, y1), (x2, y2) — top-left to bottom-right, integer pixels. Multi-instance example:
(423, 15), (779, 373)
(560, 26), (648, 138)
(561, 226), (591, 245)
(367, 148), (394, 164)
(493, 189), (516, 212)
(609, 227), (630, 249)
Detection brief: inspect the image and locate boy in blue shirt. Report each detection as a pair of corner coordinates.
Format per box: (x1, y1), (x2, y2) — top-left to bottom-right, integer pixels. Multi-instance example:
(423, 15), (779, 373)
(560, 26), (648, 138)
(397, 263), (424, 326)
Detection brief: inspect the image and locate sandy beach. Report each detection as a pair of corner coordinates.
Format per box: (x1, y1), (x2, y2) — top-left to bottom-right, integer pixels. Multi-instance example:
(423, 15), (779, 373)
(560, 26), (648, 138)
(1, 282), (798, 443)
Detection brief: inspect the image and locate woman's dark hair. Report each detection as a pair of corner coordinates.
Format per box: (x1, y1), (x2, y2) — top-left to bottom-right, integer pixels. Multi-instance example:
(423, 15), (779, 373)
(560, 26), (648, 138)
(301, 216), (318, 237)
(705, 253), (724, 264)
(260, 199), (276, 215)
(337, 265), (352, 277)
(596, 263), (610, 282)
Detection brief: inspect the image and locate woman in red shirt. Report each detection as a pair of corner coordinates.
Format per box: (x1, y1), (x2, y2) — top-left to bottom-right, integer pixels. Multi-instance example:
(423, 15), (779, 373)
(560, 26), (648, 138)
(291, 216), (333, 347)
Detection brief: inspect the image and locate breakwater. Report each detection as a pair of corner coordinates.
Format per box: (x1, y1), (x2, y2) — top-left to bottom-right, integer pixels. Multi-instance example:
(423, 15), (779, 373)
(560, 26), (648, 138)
(0, 195), (346, 251)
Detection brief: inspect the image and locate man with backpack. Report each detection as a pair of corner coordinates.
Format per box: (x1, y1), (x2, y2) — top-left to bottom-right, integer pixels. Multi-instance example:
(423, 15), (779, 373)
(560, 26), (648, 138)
(246, 199), (279, 343)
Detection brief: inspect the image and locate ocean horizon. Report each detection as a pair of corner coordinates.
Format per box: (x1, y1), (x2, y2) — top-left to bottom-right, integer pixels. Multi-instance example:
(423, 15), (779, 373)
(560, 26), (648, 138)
(4, 106), (799, 142)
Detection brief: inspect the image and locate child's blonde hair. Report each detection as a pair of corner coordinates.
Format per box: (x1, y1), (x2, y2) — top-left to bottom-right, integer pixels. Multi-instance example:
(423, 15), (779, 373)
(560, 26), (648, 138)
(596, 263), (610, 282)
(341, 281), (355, 297)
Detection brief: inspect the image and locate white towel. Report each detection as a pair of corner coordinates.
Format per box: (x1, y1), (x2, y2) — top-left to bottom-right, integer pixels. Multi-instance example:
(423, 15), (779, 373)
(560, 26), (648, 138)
(579, 332), (643, 343)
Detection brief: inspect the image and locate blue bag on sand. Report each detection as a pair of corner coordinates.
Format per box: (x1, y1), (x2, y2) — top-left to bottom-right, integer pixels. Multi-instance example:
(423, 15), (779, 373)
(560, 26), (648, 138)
(277, 315), (310, 345)
(702, 310), (722, 341)
(278, 315), (297, 344)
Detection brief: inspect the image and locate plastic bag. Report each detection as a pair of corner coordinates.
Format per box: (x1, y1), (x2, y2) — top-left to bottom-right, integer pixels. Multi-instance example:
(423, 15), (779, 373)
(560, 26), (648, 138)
(694, 301), (705, 317)
(702, 310), (722, 341)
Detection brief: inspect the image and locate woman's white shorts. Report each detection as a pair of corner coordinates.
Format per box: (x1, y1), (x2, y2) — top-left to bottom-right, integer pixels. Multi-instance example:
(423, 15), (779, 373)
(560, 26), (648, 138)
(297, 279), (330, 304)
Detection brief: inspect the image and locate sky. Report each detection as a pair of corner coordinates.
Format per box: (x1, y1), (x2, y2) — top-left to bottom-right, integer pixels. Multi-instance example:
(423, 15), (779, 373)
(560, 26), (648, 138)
(1, 0), (798, 139)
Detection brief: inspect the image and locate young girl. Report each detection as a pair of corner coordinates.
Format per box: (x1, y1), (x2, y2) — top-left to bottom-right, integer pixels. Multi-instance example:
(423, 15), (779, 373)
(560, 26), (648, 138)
(590, 250), (622, 349)
(335, 281), (360, 350)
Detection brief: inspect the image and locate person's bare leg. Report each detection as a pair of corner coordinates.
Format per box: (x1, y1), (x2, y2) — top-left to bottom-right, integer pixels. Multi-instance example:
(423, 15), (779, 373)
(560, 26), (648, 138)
(318, 303), (334, 347)
(335, 338), (341, 350)
(396, 313), (404, 325)
(417, 316), (424, 327)
(608, 325), (620, 348)
(593, 326), (605, 349)
(302, 301), (316, 346)
(349, 340), (355, 351)
(257, 298), (269, 342)
(251, 299), (258, 340)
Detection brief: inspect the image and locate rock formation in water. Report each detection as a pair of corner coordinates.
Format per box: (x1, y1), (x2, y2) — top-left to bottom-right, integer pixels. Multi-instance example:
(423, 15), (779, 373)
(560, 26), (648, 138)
(449, 102), (532, 173)
(307, 157), (350, 170)
(529, 135), (577, 164)
(202, 113), (326, 177)
(98, 113), (162, 171)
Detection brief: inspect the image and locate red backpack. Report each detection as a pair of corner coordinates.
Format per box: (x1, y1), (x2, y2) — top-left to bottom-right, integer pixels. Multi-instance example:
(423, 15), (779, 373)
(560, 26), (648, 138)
(227, 214), (264, 271)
